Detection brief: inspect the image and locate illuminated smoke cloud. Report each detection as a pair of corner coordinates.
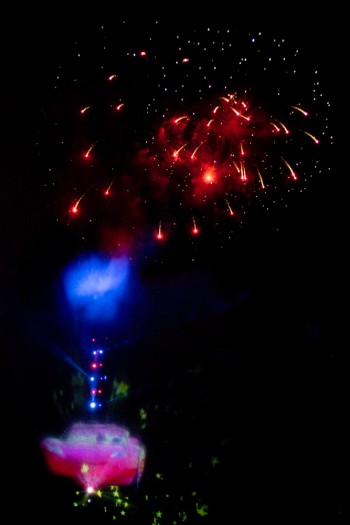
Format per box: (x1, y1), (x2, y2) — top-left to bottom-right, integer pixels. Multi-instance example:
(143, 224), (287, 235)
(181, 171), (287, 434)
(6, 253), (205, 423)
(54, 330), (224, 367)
(40, 422), (145, 492)
(63, 253), (130, 322)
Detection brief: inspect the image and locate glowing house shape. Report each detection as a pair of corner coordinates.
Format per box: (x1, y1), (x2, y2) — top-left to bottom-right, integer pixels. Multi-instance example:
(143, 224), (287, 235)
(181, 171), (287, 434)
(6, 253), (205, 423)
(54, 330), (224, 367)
(40, 422), (146, 491)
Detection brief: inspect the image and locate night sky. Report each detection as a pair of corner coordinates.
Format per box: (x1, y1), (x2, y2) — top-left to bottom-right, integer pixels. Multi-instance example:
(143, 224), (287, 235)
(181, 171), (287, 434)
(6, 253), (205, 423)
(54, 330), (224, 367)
(1, 13), (343, 523)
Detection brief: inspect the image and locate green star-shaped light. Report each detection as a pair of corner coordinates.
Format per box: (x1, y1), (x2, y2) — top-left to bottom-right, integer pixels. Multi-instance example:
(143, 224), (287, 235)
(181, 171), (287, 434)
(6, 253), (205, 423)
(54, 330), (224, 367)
(196, 503), (209, 516)
(210, 456), (220, 466)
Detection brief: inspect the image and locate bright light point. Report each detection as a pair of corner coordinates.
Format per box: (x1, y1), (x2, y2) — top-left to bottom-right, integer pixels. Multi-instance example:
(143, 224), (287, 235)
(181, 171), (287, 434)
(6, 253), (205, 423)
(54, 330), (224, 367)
(204, 172), (214, 184)
(86, 486), (94, 494)
(89, 402), (97, 409)
(156, 221), (164, 240)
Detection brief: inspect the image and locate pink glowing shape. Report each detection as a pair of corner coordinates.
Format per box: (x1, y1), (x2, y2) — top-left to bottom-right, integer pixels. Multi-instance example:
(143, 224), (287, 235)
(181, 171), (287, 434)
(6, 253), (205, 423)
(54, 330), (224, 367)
(40, 422), (145, 490)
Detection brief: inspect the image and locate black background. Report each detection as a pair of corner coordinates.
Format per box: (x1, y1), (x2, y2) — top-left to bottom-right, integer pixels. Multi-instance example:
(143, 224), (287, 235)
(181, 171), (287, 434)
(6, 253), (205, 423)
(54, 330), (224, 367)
(1, 11), (343, 523)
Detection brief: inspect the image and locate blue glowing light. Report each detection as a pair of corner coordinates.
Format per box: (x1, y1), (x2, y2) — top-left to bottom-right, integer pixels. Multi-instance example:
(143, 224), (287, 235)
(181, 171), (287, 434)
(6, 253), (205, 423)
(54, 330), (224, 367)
(63, 254), (130, 322)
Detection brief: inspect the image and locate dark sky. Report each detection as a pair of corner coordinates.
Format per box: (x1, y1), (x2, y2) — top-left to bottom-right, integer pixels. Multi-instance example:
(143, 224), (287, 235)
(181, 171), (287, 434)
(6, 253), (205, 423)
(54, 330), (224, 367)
(0, 14), (343, 523)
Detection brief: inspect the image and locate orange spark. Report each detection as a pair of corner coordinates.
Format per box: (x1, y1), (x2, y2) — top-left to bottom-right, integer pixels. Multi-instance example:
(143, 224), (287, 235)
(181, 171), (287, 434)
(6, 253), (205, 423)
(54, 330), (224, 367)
(235, 109), (250, 121)
(80, 106), (91, 114)
(104, 178), (115, 196)
(108, 74), (118, 81)
(225, 199), (234, 216)
(156, 221), (163, 240)
(173, 143), (187, 159)
(115, 103), (125, 111)
(84, 144), (94, 158)
(191, 217), (199, 235)
(276, 121), (290, 134)
(230, 106), (240, 117)
(191, 142), (203, 159)
(303, 131), (320, 144)
(227, 93), (238, 101)
(240, 161), (247, 181)
(257, 168), (265, 189)
(232, 161), (240, 173)
(270, 122), (281, 133)
(282, 157), (297, 180)
(291, 106), (308, 116)
(70, 192), (86, 214)
(174, 115), (189, 124)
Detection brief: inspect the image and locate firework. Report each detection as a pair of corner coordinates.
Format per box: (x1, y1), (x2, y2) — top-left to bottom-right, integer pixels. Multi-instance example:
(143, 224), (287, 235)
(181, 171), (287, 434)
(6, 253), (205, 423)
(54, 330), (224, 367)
(48, 24), (331, 255)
